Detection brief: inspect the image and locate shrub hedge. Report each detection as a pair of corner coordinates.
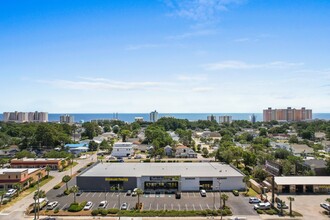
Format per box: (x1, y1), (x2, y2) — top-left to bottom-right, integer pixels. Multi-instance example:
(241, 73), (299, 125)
(68, 201), (87, 212)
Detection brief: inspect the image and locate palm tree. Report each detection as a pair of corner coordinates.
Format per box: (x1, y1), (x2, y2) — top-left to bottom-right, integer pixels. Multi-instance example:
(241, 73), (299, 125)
(60, 160), (66, 171)
(13, 183), (21, 197)
(70, 185), (79, 203)
(135, 188), (143, 210)
(62, 175), (71, 191)
(221, 194), (229, 208)
(45, 165), (51, 177)
(243, 175), (250, 195)
(287, 196), (295, 217)
(0, 190), (5, 207)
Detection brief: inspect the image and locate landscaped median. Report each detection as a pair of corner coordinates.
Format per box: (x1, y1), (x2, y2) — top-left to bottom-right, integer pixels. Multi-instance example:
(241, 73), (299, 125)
(37, 207), (233, 217)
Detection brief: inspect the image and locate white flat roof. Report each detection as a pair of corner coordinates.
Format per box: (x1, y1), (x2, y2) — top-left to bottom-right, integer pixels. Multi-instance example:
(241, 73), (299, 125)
(275, 176), (330, 185)
(80, 162), (244, 178)
(0, 168), (39, 175)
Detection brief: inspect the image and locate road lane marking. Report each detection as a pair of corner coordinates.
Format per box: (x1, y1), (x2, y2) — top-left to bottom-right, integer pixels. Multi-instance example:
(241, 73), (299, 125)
(61, 203), (67, 210)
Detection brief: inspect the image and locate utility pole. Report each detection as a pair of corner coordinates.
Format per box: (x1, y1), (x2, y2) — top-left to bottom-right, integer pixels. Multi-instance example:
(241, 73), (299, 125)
(37, 173), (40, 220)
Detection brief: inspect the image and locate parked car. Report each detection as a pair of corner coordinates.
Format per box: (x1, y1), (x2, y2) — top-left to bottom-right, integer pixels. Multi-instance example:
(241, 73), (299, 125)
(254, 202), (271, 210)
(175, 191), (181, 199)
(117, 159), (124, 163)
(249, 197), (261, 204)
(132, 188), (138, 196)
(76, 190), (82, 196)
(232, 190), (239, 196)
(83, 201), (93, 210)
(5, 189), (17, 197)
(320, 203), (330, 211)
(200, 189), (206, 197)
(99, 200), (108, 209)
(277, 202), (288, 209)
(120, 202), (128, 210)
(46, 201), (59, 210)
(134, 154), (142, 159)
(126, 190), (132, 196)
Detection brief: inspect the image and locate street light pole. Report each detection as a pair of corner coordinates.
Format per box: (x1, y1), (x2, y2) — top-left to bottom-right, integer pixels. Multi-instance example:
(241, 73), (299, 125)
(218, 180), (223, 220)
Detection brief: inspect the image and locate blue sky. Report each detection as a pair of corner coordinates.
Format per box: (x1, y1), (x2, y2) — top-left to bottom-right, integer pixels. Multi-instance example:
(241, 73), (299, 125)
(1, 0), (330, 113)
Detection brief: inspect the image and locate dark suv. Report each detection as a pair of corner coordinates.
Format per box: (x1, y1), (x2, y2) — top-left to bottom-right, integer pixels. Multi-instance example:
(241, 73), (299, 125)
(175, 191), (181, 199)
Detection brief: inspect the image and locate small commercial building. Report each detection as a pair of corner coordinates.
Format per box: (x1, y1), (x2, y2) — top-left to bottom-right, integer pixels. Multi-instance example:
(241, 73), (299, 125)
(0, 168), (45, 190)
(275, 176), (330, 194)
(111, 142), (134, 157)
(77, 162), (245, 192)
(11, 158), (66, 170)
(65, 143), (89, 155)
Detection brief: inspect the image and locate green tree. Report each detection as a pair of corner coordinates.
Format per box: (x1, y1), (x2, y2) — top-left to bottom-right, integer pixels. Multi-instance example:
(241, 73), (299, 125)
(243, 176), (250, 194)
(0, 190), (5, 207)
(252, 167), (268, 182)
(82, 122), (102, 139)
(45, 165), (51, 177)
(88, 140), (99, 151)
(120, 129), (131, 142)
(259, 128), (267, 137)
(0, 158), (7, 168)
(287, 196), (295, 217)
(136, 188), (143, 210)
(289, 135), (299, 144)
(201, 147), (209, 157)
(70, 185), (79, 203)
(221, 194), (229, 208)
(62, 175), (71, 191)
(16, 150), (35, 159)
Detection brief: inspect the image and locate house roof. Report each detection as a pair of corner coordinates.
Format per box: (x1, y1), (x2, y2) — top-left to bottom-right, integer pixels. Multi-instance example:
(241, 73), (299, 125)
(303, 159), (326, 168)
(290, 144), (313, 154)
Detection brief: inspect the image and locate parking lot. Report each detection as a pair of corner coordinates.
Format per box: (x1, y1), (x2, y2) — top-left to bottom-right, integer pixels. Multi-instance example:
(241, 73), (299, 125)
(45, 186), (258, 216)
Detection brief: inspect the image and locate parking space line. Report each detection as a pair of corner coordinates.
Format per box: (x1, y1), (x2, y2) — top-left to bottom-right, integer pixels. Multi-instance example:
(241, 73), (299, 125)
(85, 192), (90, 197)
(193, 192), (196, 197)
(113, 204), (116, 208)
(171, 204), (173, 210)
(149, 203), (152, 210)
(106, 192), (108, 198)
(98, 193), (102, 197)
(185, 204), (188, 211)
(178, 204), (180, 211)
(127, 204), (130, 209)
(111, 192), (115, 197)
(206, 204), (210, 209)
(164, 204), (167, 210)
(61, 203), (67, 210)
(200, 204), (203, 210)
(187, 193), (189, 198)
(92, 192), (96, 197)
(156, 203), (159, 210)
(193, 204), (195, 211)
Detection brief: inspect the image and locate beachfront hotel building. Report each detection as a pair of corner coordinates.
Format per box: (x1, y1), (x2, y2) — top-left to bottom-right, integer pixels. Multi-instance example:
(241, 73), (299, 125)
(150, 110), (159, 122)
(263, 107), (312, 122)
(219, 115), (232, 124)
(3, 111), (48, 123)
(60, 114), (74, 123)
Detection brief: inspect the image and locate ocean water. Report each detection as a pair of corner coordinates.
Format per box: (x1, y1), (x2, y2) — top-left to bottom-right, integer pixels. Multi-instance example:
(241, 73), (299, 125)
(1, 113), (330, 123)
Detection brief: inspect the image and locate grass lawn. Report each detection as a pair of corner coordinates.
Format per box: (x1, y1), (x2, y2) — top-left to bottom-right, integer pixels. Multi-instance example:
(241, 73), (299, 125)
(63, 162), (78, 171)
(245, 188), (258, 197)
(0, 176), (54, 211)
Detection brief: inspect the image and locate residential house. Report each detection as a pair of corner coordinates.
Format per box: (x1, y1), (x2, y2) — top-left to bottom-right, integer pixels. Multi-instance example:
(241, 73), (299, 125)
(301, 159), (328, 176)
(111, 142), (134, 157)
(65, 143), (89, 155)
(289, 144), (314, 157)
(164, 145), (173, 157)
(321, 141), (330, 153)
(175, 145), (197, 158)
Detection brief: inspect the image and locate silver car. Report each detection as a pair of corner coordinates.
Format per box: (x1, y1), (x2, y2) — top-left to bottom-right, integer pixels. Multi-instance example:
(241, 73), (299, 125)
(83, 201), (93, 210)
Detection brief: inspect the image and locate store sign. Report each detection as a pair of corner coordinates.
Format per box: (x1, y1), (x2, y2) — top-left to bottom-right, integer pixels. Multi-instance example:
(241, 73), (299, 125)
(319, 185), (330, 189)
(150, 176), (179, 181)
(105, 178), (128, 182)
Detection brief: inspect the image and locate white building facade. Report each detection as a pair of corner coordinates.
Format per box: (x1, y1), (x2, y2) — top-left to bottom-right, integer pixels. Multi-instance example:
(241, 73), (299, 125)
(112, 142), (134, 157)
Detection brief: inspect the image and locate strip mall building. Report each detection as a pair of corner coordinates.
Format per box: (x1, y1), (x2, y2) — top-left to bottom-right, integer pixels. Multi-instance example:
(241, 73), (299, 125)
(77, 162), (245, 192)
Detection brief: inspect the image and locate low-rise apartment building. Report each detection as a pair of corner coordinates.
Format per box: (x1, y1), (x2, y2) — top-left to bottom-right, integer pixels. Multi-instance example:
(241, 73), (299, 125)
(112, 142), (134, 157)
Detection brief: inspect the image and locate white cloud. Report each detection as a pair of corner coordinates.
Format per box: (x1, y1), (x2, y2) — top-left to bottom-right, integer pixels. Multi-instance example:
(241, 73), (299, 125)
(164, 0), (244, 21)
(192, 87), (214, 92)
(166, 29), (216, 40)
(37, 78), (165, 91)
(205, 60), (304, 70)
(177, 74), (208, 81)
